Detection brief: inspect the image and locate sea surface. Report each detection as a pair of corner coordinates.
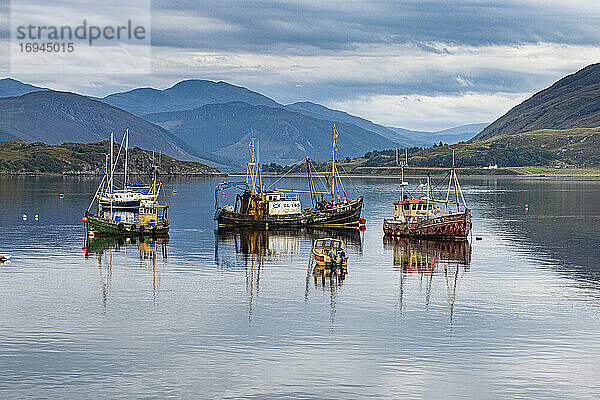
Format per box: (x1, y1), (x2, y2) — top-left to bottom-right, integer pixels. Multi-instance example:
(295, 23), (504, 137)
(0, 175), (599, 399)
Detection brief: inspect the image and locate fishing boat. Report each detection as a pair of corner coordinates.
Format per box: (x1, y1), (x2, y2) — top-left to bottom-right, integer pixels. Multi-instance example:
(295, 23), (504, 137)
(311, 238), (348, 270)
(383, 150), (472, 240)
(84, 130), (170, 237)
(214, 126), (364, 229)
(97, 129), (159, 208)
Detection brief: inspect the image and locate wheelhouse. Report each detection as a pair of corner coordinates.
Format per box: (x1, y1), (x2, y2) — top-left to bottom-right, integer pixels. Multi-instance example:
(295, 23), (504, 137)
(313, 238), (345, 251)
(393, 199), (437, 220)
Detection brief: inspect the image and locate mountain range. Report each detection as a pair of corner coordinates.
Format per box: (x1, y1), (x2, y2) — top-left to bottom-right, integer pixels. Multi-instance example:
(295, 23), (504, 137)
(145, 102), (397, 164)
(3, 62), (600, 171)
(0, 78), (486, 167)
(98, 79), (280, 115)
(0, 91), (211, 163)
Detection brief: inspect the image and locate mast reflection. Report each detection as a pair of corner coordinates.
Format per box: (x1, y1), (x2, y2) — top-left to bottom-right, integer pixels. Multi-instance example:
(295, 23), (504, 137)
(84, 235), (169, 309)
(384, 237), (471, 326)
(215, 228), (362, 321)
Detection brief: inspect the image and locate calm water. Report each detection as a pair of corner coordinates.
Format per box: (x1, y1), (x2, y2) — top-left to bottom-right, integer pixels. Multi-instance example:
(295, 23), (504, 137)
(0, 175), (599, 399)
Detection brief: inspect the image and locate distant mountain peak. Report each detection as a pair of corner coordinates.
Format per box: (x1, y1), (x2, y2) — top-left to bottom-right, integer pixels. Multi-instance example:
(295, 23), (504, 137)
(0, 78), (48, 98)
(100, 79), (280, 115)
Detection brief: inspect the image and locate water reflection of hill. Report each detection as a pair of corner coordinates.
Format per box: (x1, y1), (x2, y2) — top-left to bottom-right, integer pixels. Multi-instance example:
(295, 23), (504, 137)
(468, 179), (600, 284)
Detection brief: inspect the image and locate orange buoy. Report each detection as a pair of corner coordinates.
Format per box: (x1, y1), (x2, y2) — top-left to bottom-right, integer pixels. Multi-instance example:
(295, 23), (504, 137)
(22, 214), (27, 221)
(82, 247), (87, 253)
(359, 217), (366, 225)
(82, 217), (88, 223)
(359, 225), (366, 232)
(34, 214), (39, 221)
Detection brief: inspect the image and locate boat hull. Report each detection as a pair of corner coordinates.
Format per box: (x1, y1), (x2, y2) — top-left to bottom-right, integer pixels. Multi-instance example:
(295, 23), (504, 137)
(383, 210), (472, 240)
(86, 211), (170, 236)
(216, 197), (363, 230)
(311, 250), (348, 267)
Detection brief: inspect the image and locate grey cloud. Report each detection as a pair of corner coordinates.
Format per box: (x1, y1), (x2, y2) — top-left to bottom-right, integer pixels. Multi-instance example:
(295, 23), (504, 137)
(150, 0), (600, 52)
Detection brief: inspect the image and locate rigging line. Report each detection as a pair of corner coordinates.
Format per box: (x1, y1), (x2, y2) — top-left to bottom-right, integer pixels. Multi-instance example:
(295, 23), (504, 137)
(309, 159), (329, 193)
(337, 162), (360, 195)
(430, 170), (451, 193)
(266, 161), (303, 190)
(108, 133), (127, 183)
(87, 172), (107, 212)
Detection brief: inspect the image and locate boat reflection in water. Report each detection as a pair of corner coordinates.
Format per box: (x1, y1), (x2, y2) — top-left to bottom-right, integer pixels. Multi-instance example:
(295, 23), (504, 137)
(214, 228), (362, 321)
(306, 246), (348, 325)
(83, 235), (169, 309)
(384, 237), (471, 326)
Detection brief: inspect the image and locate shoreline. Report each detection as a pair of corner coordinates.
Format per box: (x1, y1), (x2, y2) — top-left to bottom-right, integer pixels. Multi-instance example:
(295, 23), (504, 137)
(0, 172), (228, 177)
(251, 172), (600, 180)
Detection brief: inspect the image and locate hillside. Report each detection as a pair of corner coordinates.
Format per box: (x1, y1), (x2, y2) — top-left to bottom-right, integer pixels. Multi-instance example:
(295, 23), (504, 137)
(310, 127), (599, 174)
(145, 101), (397, 164)
(0, 141), (225, 175)
(99, 79), (280, 115)
(409, 128), (600, 168)
(0, 91), (216, 163)
(473, 63), (600, 141)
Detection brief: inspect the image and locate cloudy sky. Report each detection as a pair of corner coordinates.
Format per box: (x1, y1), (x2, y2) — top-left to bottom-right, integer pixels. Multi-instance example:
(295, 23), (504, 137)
(1, 0), (600, 130)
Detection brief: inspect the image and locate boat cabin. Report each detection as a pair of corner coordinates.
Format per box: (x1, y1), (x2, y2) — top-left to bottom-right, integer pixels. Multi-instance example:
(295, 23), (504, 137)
(393, 199), (439, 221)
(313, 238), (345, 252)
(312, 238), (348, 268)
(237, 191), (302, 216)
(138, 200), (168, 226)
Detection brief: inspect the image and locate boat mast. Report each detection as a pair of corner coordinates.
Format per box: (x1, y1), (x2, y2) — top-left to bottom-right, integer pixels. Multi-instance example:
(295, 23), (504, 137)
(110, 131), (114, 195)
(453, 150), (460, 212)
(398, 147), (408, 199)
(247, 130), (262, 195)
(110, 131), (114, 219)
(124, 128), (129, 189)
(331, 125), (337, 202)
(444, 149), (464, 214)
(306, 157), (317, 208)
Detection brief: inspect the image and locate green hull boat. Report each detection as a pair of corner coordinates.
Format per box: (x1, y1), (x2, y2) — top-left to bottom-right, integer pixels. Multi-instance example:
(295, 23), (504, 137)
(85, 211), (169, 236)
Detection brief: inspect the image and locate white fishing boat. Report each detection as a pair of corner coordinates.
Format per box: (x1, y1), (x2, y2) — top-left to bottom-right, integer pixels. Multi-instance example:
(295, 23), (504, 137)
(84, 130), (170, 237)
(96, 129), (160, 208)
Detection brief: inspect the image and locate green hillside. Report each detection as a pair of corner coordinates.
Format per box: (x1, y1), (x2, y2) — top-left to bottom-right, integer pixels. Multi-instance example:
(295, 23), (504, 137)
(263, 127), (600, 176)
(0, 141), (225, 175)
(473, 63), (600, 141)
